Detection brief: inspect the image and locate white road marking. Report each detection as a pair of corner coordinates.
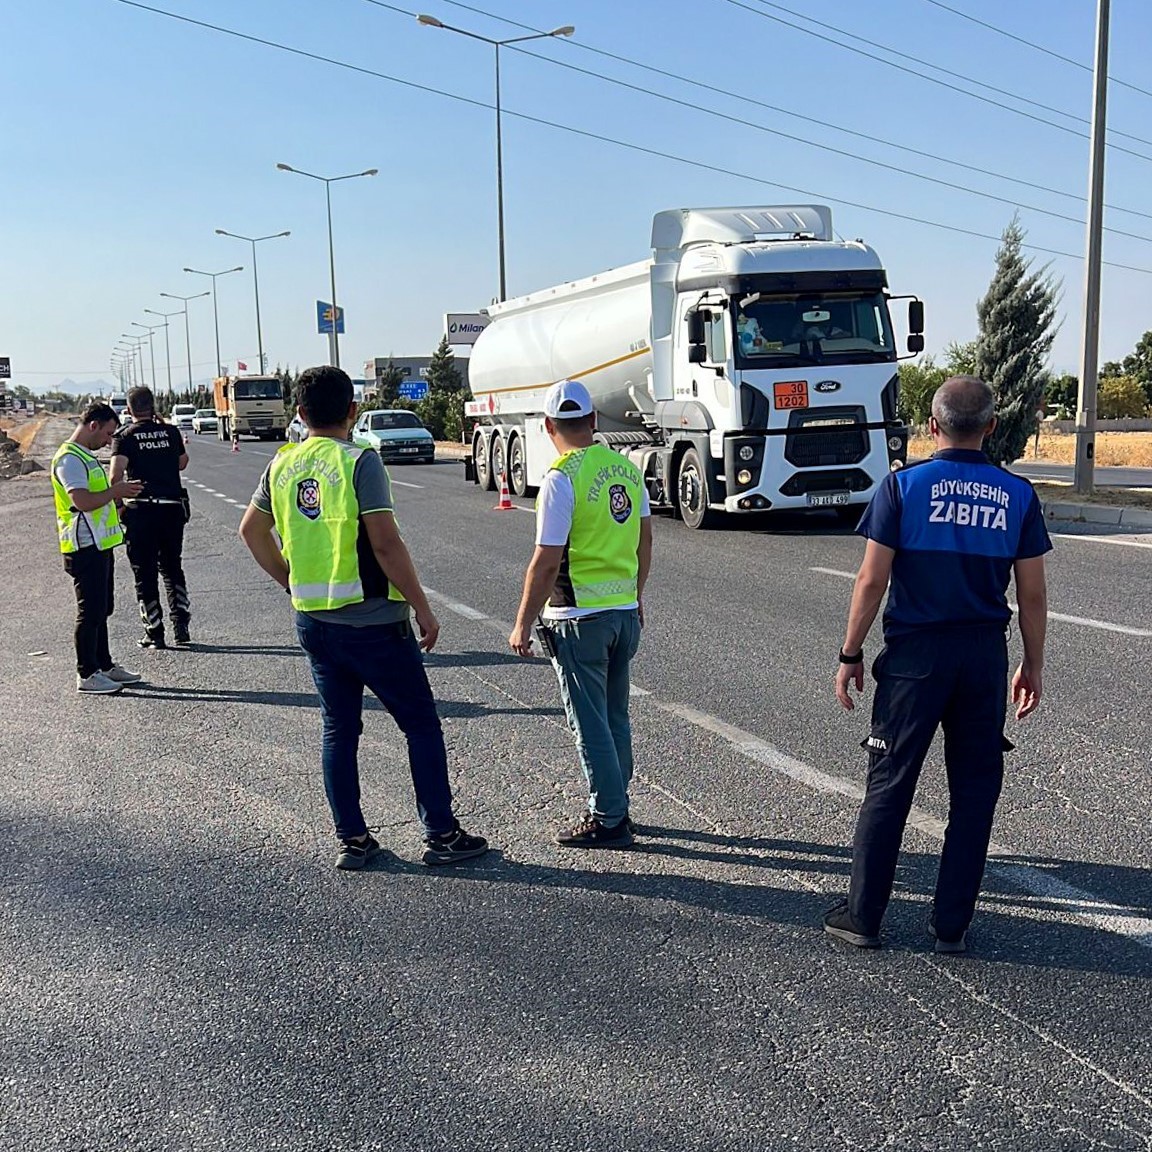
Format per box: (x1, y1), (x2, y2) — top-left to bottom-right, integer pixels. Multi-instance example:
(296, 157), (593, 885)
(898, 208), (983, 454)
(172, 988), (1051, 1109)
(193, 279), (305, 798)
(421, 582), (1152, 952)
(1052, 532), (1152, 550)
(214, 492), (229, 500)
(391, 479), (423, 489)
(810, 567), (1152, 638)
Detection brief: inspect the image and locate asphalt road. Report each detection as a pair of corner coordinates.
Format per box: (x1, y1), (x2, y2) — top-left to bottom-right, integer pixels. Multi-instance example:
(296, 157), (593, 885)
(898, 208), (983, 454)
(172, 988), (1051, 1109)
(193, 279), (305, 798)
(3, 429), (1151, 1151)
(1014, 462), (1152, 488)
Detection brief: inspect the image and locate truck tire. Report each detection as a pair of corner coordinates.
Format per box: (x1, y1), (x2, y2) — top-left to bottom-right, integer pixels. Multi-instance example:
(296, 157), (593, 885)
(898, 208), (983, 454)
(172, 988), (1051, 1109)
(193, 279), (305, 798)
(677, 447), (720, 530)
(474, 431), (496, 491)
(508, 434), (529, 497)
(490, 433), (506, 490)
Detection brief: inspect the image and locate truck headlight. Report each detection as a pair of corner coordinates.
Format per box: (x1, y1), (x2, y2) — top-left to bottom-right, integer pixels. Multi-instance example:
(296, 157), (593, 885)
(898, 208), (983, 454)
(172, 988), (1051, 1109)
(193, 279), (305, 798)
(737, 469), (753, 485)
(739, 445), (755, 461)
(887, 435), (904, 452)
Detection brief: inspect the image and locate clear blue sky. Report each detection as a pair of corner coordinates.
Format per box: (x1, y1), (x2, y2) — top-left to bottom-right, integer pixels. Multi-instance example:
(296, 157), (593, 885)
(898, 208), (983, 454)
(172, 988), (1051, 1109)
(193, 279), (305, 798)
(4, 0), (1151, 394)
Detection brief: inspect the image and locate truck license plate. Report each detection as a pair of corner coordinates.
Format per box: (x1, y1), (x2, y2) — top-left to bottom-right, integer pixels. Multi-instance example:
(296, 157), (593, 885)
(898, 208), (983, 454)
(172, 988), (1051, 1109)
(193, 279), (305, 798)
(807, 491), (850, 507)
(399, 447), (419, 454)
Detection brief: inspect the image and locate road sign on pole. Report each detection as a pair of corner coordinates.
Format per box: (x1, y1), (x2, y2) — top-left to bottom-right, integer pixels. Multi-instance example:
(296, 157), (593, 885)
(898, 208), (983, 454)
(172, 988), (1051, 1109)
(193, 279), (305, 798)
(316, 301), (345, 335)
(0, 357), (10, 379)
(399, 380), (429, 401)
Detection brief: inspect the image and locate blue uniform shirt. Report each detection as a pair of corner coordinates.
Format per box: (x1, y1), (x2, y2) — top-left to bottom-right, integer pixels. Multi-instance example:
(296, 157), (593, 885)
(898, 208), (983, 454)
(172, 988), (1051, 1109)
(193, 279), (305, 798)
(857, 448), (1052, 638)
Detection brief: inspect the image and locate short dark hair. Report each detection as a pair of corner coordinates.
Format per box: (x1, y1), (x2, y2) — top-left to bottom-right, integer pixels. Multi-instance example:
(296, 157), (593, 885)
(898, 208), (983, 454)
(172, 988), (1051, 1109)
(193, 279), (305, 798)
(549, 412), (594, 433)
(296, 366), (353, 429)
(80, 402), (118, 426)
(127, 386), (155, 417)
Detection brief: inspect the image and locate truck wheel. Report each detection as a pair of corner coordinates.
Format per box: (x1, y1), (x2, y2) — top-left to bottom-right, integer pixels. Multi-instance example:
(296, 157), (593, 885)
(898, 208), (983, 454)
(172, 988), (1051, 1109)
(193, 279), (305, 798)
(490, 433), (506, 490)
(508, 435), (529, 497)
(474, 431), (496, 491)
(677, 447), (720, 530)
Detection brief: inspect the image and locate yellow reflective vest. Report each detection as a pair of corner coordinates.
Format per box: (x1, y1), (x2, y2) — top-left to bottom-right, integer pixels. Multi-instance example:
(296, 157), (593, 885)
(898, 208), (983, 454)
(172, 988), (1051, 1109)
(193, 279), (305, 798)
(269, 436), (405, 612)
(546, 444), (643, 610)
(51, 441), (124, 554)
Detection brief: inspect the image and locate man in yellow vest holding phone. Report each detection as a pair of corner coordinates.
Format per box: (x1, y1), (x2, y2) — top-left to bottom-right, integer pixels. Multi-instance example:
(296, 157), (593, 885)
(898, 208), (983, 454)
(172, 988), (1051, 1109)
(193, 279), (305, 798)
(51, 402), (145, 694)
(509, 379), (653, 848)
(240, 366), (488, 871)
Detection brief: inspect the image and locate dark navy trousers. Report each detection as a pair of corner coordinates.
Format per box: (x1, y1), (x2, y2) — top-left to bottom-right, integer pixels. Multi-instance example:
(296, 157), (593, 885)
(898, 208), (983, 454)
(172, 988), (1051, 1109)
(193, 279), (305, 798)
(848, 625), (1010, 939)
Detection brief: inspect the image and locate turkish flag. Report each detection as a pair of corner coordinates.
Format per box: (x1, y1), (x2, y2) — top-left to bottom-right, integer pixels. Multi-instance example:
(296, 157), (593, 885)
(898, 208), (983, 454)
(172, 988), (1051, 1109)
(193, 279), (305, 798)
(237, 361), (248, 371)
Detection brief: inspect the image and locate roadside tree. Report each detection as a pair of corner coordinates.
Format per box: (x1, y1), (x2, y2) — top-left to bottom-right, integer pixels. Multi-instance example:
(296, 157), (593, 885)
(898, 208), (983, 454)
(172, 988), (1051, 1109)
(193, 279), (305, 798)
(1097, 374), (1150, 419)
(973, 217), (1061, 466)
(897, 357), (946, 425)
(415, 337), (467, 441)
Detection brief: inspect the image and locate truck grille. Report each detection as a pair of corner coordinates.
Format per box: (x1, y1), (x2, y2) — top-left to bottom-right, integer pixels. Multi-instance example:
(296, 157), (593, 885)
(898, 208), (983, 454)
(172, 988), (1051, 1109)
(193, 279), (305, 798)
(784, 407), (868, 468)
(249, 417), (273, 428)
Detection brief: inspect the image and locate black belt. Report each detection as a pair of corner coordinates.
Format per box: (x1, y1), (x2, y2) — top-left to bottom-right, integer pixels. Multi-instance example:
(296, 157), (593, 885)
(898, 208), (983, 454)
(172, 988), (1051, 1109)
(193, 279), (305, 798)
(125, 498), (182, 506)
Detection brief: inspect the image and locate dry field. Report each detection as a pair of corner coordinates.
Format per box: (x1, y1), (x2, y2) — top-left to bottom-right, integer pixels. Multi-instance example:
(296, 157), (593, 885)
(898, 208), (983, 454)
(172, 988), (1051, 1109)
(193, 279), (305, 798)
(0, 416), (49, 452)
(908, 429), (1152, 468)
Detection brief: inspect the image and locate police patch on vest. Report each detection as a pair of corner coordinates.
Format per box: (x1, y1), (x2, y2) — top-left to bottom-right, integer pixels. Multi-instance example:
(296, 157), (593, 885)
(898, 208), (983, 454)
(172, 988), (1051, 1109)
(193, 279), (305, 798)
(608, 484), (632, 524)
(297, 478), (321, 520)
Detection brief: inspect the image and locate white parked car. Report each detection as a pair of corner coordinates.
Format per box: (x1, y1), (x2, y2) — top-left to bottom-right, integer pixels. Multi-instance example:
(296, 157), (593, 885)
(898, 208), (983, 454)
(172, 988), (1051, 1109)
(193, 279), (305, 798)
(191, 408), (218, 435)
(171, 404), (197, 432)
(286, 413), (309, 443)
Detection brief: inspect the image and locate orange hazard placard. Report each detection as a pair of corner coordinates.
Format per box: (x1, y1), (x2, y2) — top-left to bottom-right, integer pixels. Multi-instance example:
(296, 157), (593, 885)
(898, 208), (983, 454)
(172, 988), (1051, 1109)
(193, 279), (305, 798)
(773, 380), (809, 410)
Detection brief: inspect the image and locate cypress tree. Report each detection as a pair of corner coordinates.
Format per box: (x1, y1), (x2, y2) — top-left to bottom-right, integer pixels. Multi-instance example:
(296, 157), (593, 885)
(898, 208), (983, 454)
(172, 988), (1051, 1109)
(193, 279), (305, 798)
(974, 217), (1061, 466)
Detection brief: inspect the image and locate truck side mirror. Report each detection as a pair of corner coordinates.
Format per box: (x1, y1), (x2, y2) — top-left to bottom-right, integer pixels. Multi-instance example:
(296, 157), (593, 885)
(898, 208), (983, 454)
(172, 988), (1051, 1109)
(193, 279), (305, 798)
(686, 312), (706, 345)
(907, 333), (925, 354)
(688, 344), (707, 364)
(908, 300), (924, 334)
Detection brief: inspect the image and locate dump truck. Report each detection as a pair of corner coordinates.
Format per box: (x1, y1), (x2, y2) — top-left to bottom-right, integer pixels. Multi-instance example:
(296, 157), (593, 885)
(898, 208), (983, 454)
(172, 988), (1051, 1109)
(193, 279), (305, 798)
(213, 375), (287, 441)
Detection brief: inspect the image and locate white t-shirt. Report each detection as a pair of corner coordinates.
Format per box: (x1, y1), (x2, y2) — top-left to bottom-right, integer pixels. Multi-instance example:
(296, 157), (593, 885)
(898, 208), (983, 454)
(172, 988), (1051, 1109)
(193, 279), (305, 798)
(535, 467), (650, 621)
(53, 448), (101, 548)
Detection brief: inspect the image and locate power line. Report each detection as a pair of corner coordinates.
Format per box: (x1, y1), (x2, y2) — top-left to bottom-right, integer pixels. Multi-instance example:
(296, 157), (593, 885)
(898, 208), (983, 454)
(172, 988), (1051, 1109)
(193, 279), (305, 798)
(110, 0), (1152, 277)
(382, 0), (1152, 225)
(920, 0), (1152, 102)
(724, 0), (1152, 160)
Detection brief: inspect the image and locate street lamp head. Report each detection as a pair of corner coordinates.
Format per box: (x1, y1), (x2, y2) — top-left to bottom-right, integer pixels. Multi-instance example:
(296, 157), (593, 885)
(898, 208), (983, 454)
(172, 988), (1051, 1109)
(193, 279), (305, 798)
(550, 25), (576, 36)
(182, 267), (195, 273)
(362, 169), (379, 177)
(276, 163), (294, 172)
(276, 231), (291, 238)
(417, 14), (444, 27)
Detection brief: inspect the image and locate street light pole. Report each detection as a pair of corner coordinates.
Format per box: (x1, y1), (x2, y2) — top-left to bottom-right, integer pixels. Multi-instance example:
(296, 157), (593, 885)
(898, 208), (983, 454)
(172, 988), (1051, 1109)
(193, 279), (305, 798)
(144, 308), (181, 398)
(216, 229), (291, 374)
(160, 291), (210, 395)
(120, 335), (148, 387)
(1073, 0), (1111, 497)
(183, 266), (243, 378)
(131, 321), (161, 390)
(276, 163), (378, 368)
(417, 15), (574, 302)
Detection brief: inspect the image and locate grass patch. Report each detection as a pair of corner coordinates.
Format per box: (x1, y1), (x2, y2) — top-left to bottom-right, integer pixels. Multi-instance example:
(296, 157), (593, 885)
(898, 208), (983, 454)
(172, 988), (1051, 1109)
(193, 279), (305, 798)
(908, 430), (1152, 468)
(1029, 481), (1152, 511)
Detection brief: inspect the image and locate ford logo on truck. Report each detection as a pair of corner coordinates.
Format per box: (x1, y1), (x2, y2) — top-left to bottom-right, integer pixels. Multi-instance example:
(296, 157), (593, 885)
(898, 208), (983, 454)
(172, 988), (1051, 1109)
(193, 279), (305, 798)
(814, 379), (842, 393)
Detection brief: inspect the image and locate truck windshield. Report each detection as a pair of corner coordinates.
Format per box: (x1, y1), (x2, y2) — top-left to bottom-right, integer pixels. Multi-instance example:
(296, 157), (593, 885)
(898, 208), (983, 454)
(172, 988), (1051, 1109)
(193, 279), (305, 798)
(233, 378), (282, 400)
(734, 292), (895, 367)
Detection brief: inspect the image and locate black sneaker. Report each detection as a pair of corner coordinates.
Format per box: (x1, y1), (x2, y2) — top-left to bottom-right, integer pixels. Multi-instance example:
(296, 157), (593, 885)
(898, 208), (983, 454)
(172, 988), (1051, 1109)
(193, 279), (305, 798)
(823, 899), (881, 948)
(927, 921), (968, 954)
(422, 826), (489, 866)
(138, 632), (166, 649)
(335, 834), (383, 871)
(557, 814), (634, 849)
(173, 626), (191, 647)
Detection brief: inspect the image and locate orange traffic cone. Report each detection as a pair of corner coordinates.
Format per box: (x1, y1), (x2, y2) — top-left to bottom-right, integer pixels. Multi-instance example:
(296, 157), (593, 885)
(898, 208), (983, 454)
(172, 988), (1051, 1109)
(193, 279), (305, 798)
(494, 469), (513, 511)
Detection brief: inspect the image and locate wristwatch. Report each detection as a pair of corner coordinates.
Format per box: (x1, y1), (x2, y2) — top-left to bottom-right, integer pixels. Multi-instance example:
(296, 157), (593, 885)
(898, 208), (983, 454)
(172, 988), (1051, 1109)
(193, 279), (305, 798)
(838, 648), (864, 664)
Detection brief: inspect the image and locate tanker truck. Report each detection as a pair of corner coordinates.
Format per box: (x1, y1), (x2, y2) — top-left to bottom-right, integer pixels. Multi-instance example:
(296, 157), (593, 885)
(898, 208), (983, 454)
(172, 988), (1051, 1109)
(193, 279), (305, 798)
(465, 204), (923, 528)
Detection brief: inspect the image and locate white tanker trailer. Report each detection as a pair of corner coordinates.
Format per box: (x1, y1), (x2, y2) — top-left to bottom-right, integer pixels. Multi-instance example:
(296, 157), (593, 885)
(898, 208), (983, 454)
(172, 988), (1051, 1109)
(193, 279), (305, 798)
(465, 205), (923, 528)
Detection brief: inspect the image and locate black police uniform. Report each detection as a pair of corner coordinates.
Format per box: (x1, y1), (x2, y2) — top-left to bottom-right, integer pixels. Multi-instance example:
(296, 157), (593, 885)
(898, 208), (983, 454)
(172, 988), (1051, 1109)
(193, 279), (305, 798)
(848, 448), (1052, 941)
(111, 417), (191, 647)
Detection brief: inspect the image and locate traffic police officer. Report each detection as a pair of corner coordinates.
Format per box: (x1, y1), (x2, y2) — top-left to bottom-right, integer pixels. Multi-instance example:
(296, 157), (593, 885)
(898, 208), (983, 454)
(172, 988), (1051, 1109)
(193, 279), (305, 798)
(509, 379), (653, 848)
(110, 386), (192, 648)
(51, 402), (144, 693)
(826, 375), (1051, 952)
(238, 365), (488, 871)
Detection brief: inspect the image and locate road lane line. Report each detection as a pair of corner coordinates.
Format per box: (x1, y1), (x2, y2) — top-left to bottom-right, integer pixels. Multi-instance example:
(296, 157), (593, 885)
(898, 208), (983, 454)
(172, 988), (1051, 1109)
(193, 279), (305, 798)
(810, 568), (1152, 637)
(1052, 532), (1152, 550)
(422, 581), (1152, 952)
(391, 479), (423, 489)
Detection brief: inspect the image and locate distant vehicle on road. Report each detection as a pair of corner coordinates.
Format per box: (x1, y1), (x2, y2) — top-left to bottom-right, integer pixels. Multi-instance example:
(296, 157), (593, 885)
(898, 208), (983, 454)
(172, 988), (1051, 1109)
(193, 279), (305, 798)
(213, 375), (287, 441)
(108, 393), (128, 424)
(352, 409), (435, 464)
(191, 408), (218, 435)
(171, 404), (197, 432)
(286, 413), (308, 443)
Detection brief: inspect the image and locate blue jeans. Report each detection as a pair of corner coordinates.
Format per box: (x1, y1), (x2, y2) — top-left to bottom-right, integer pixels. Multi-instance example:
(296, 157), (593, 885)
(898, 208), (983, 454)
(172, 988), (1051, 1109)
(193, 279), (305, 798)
(296, 613), (455, 840)
(547, 609), (641, 826)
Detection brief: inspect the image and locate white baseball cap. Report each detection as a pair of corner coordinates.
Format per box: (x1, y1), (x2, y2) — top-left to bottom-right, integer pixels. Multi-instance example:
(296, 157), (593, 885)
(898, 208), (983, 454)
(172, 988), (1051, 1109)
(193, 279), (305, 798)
(543, 379), (594, 419)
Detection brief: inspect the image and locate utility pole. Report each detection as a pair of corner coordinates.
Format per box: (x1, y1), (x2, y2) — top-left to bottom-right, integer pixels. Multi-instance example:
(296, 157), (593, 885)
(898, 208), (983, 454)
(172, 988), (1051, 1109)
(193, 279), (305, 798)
(1073, 0), (1110, 496)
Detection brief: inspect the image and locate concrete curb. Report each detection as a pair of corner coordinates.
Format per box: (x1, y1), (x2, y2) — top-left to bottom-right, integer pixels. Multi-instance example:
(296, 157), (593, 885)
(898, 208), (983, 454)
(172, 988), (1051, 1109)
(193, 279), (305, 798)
(1043, 500), (1152, 529)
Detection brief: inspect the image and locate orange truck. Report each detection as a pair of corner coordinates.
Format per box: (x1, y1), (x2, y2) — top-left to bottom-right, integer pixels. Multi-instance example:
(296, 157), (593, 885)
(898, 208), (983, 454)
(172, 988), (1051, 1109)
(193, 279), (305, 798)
(213, 375), (288, 442)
